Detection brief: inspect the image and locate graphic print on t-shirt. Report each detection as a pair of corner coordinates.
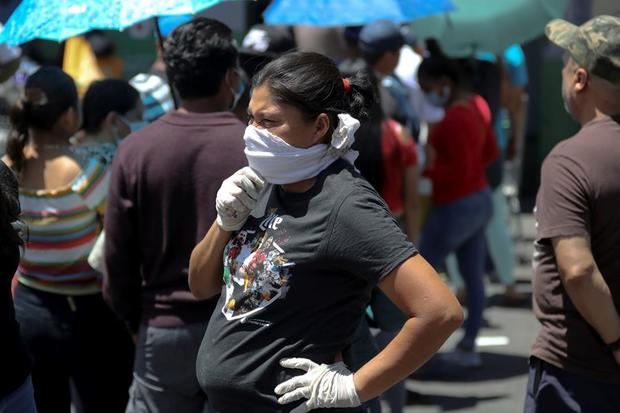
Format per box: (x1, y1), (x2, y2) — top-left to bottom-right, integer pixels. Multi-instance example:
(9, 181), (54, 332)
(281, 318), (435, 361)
(222, 209), (294, 321)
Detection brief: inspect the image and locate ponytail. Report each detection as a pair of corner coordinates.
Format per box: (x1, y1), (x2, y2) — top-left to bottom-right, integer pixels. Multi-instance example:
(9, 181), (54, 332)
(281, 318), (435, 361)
(6, 96), (31, 174)
(426, 38), (445, 59)
(4, 66), (78, 175)
(340, 64), (384, 194)
(343, 70), (376, 122)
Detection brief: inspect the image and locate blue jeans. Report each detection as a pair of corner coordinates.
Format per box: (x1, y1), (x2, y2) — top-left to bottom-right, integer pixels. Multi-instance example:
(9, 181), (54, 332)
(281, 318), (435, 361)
(14, 284), (134, 413)
(524, 357), (620, 413)
(0, 376), (37, 413)
(419, 189), (493, 350)
(448, 187), (516, 289)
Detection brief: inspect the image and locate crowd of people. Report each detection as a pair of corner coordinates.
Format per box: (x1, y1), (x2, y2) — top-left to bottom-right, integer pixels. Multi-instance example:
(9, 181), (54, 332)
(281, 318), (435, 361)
(0, 9), (619, 413)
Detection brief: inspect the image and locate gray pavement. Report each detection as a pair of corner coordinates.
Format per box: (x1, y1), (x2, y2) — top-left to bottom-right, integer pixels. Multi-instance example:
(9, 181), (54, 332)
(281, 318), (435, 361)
(396, 214), (538, 413)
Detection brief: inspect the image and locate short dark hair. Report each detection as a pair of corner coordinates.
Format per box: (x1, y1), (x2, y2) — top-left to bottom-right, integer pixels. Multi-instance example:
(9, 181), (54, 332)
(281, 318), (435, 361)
(418, 57), (461, 85)
(81, 79), (140, 134)
(253, 52), (375, 133)
(163, 17), (238, 100)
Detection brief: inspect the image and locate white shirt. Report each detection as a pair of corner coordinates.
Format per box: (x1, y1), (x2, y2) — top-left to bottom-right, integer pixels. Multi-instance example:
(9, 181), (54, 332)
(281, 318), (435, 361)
(394, 45), (444, 124)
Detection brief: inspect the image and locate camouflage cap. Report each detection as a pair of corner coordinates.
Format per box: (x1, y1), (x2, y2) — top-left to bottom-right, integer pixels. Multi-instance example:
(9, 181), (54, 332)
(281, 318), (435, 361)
(546, 15), (620, 83)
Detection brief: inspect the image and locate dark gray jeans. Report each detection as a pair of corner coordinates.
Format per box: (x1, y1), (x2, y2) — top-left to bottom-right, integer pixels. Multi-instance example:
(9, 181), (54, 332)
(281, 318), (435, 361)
(126, 323), (210, 413)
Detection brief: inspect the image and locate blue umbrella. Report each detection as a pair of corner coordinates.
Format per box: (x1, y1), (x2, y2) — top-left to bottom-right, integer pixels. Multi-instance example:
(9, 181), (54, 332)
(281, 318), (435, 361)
(0, 0), (230, 46)
(263, 0), (454, 26)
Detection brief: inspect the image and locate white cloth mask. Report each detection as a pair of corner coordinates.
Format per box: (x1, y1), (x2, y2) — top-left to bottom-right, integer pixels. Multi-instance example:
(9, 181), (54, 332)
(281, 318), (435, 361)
(425, 85), (451, 107)
(244, 113), (360, 185)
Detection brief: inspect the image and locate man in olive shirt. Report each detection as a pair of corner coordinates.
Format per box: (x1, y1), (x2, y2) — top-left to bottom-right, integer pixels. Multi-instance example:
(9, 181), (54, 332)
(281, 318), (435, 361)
(525, 15), (620, 412)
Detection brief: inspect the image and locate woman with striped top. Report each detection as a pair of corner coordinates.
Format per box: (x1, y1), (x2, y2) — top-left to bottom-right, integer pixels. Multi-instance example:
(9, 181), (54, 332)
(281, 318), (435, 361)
(3, 67), (133, 413)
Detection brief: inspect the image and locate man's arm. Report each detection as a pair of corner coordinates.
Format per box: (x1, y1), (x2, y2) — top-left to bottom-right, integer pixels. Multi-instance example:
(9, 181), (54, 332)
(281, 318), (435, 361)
(103, 155), (143, 333)
(553, 235), (620, 365)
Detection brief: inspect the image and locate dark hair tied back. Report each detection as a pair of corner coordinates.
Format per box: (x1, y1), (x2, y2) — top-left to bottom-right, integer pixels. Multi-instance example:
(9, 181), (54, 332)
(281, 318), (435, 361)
(344, 71), (376, 122)
(5, 67), (78, 174)
(253, 52), (376, 134)
(6, 94), (33, 175)
(418, 38), (460, 85)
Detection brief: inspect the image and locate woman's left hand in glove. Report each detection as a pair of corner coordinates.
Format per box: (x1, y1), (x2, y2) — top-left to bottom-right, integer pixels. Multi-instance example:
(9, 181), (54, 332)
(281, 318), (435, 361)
(274, 358), (361, 413)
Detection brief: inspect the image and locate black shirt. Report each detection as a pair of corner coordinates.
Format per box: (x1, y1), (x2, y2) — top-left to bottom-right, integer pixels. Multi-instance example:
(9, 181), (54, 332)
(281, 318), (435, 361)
(0, 244), (31, 398)
(197, 160), (417, 412)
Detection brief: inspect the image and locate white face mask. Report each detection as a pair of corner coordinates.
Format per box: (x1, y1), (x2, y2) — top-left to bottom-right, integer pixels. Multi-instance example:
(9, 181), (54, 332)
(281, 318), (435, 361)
(243, 113), (360, 185)
(119, 115), (148, 134)
(425, 85), (451, 107)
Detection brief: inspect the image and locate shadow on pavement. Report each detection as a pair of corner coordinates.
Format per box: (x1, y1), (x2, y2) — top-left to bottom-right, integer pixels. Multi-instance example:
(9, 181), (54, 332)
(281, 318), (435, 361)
(412, 352), (529, 382)
(406, 390), (508, 411)
(486, 292), (532, 309)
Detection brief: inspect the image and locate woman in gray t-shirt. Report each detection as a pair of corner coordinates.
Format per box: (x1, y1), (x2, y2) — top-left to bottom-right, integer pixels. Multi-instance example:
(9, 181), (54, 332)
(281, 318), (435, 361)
(189, 52), (463, 413)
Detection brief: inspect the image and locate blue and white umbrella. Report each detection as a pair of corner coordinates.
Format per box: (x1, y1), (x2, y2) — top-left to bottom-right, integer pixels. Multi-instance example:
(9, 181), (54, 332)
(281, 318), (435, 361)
(264, 0), (455, 27)
(0, 0), (232, 46)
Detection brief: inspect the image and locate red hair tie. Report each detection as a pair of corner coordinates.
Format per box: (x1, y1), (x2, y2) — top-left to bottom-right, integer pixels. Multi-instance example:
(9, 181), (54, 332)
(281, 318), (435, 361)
(342, 78), (351, 94)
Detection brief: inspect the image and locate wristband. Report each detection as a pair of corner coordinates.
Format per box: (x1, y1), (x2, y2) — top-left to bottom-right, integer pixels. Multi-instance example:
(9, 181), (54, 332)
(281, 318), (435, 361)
(606, 336), (620, 352)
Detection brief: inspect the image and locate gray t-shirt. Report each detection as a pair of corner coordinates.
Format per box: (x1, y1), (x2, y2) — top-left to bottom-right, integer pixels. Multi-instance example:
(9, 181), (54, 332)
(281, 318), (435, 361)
(197, 159), (417, 412)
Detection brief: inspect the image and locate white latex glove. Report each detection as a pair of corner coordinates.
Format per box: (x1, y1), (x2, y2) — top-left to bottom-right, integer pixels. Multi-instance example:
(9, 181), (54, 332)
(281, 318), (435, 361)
(215, 167), (265, 231)
(274, 358), (361, 413)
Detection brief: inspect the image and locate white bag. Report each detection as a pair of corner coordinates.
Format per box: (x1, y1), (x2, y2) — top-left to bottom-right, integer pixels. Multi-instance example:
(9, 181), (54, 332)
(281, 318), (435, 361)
(88, 231), (106, 274)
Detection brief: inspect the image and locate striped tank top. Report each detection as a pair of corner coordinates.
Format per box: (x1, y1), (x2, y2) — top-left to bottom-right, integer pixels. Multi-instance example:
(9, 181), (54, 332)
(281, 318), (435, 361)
(17, 158), (110, 295)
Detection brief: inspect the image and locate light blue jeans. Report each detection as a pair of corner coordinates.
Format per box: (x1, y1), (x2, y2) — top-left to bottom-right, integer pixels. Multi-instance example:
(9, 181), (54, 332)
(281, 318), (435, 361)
(419, 189), (493, 350)
(0, 376), (37, 413)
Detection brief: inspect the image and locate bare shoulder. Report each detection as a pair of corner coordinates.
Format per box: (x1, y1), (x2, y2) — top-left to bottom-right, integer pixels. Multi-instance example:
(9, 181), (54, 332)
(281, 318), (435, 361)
(55, 154), (84, 181)
(34, 153), (85, 189)
(1, 155), (12, 168)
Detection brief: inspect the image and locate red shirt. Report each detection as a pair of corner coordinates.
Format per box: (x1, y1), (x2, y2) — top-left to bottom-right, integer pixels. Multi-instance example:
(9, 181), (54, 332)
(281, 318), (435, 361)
(424, 95), (498, 205)
(381, 119), (417, 213)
